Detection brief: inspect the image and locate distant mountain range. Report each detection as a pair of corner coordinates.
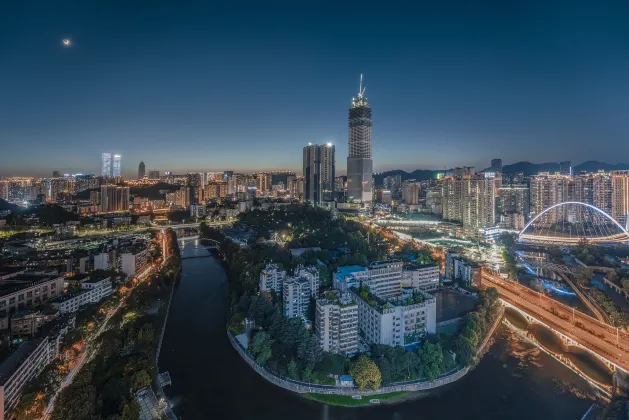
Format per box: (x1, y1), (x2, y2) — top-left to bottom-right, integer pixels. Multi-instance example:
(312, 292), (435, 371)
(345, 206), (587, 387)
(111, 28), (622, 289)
(374, 161), (629, 185)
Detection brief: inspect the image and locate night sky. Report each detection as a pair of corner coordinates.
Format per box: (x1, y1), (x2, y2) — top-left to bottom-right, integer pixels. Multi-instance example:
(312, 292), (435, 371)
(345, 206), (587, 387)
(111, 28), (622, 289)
(2, 1), (629, 177)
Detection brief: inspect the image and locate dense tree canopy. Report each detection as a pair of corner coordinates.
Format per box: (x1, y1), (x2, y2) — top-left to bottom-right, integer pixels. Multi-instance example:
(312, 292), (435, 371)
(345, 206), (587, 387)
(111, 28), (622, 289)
(350, 355), (382, 391)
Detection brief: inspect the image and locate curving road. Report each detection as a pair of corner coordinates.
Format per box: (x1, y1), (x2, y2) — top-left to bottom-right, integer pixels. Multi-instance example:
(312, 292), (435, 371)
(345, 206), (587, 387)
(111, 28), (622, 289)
(481, 270), (629, 372)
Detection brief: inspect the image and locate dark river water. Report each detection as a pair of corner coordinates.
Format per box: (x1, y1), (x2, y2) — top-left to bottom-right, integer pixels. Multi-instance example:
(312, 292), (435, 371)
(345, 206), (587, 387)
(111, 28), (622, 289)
(159, 240), (598, 420)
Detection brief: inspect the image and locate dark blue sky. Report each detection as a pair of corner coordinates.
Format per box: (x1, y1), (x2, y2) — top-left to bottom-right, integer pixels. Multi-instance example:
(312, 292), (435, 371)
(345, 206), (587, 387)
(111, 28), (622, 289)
(2, 1), (629, 177)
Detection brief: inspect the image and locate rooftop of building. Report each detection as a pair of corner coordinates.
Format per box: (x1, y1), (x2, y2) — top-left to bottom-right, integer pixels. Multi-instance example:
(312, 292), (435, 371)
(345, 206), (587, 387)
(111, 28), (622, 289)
(351, 286), (434, 312)
(284, 276), (311, 286)
(404, 263), (439, 270)
(295, 265), (318, 275)
(0, 339), (45, 384)
(0, 268), (25, 277)
(13, 308), (59, 319)
(262, 263), (283, 271)
(0, 276), (61, 298)
(319, 290), (357, 307)
(49, 289), (90, 303)
(39, 313), (75, 335)
(334, 265), (366, 283)
(81, 276), (111, 284)
(368, 259), (402, 269)
(64, 273), (89, 282)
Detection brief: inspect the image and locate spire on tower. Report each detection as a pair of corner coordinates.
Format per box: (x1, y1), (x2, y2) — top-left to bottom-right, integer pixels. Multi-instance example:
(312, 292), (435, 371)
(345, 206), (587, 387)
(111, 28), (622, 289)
(358, 73), (366, 97)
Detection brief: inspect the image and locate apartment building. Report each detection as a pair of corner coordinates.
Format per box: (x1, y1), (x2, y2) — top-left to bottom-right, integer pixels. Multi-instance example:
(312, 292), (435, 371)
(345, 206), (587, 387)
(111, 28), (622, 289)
(49, 290), (93, 313)
(315, 291), (358, 356)
(445, 252), (481, 285)
(333, 260), (403, 298)
(283, 266), (320, 318)
(351, 288), (436, 347)
(612, 171), (629, 226)
(0, 338), (50, 419)
(120, 248), (150, 276)
(259, 263), (286, 295)
(0, 274), (64, 330)
(402, 263), (440, 290)
(11, 309), (59, 337)
(441, 173), (496, 236)
(80, 277), (113, 301)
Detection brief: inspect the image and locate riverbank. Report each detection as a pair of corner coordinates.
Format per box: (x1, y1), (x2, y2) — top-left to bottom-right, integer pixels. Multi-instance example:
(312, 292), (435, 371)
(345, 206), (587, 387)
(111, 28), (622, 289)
(226, 304), (504, 404)
(305, 391), (408, 406)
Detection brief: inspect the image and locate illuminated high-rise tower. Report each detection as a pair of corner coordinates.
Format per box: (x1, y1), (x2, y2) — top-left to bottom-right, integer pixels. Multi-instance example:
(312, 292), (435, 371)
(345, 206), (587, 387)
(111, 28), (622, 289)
(101, 153), (112, 177)
(303, 142), (335, 204)
(347, 74), (372, 204)
(113, 154), (122, 177)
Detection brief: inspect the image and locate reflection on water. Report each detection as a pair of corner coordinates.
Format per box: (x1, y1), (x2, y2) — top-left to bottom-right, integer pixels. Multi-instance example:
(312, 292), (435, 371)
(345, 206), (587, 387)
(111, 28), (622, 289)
(518, 274), (592, 315)
(505, 307), (613, 388)
(159, 241), (597, 420)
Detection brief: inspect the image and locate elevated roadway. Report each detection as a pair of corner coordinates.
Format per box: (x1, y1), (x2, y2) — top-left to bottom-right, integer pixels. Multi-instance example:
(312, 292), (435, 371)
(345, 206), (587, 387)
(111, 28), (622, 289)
(481, 270), (629, 372)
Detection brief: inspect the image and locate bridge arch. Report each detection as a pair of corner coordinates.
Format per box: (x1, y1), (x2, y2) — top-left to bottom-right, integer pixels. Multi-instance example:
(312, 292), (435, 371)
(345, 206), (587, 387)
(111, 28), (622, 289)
(519, 201), (629, 244)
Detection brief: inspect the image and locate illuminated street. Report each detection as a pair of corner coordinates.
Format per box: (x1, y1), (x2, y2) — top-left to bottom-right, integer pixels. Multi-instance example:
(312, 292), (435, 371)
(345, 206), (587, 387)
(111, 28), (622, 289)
(481, 270), (629, 372)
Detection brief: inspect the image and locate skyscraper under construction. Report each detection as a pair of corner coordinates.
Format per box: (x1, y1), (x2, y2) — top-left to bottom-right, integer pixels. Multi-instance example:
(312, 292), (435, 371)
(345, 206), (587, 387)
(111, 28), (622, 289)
(347, 74), (372, 204)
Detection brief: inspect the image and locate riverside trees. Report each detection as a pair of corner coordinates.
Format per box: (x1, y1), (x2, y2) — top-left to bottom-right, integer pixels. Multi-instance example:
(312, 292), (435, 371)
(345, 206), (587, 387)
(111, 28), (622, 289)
(350, 356), (382, 391)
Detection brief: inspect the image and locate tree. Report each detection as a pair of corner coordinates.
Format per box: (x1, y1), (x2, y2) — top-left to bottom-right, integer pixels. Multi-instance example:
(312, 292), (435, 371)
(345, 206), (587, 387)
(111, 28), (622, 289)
(418, 342), (444, 381)
(575, 268), (592, 286)
(622, 279), (629, 294)
(607, 270), (619, 283)
(132, 370), (151, 392)
(250, 331), (273, 365)
(297, 334), (321, 366)
(13, 392), (47, 420)
(121, 400), (141, 420)
(137, 323), (154, 343)
(301, 365), (313, 382)
(454, 334), (476, 365)
(51, 383), (97, 420)
(377, 357), (392, 384)
(497, 232), (517, 249)
(349, 355), (382, 391)
(287, 360), (300, 380)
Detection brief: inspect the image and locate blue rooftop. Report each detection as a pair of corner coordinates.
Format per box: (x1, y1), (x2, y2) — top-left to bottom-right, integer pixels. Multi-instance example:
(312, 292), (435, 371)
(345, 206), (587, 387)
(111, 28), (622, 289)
(335, 265), (365, 283)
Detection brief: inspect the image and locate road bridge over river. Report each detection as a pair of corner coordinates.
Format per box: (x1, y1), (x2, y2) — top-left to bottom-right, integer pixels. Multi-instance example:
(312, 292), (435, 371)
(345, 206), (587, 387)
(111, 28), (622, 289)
(481, 269), (629, 373)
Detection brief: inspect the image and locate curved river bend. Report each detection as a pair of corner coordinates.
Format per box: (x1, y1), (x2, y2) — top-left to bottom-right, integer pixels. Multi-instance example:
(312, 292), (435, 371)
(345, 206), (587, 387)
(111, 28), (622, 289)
(159, 240), (597, 420)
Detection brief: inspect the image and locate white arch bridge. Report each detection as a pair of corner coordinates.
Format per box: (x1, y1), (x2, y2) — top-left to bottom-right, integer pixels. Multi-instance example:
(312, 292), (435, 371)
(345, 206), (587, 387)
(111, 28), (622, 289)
(519, 202), (629, 244)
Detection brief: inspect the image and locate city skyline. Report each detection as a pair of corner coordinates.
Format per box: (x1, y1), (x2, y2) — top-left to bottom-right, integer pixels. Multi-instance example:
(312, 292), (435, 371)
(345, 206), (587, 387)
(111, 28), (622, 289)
(2, 3), (629, 177)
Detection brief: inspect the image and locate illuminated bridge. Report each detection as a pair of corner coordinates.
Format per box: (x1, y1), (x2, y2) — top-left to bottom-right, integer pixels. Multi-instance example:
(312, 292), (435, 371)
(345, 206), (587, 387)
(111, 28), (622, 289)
(519, 202), (629, 244)
(481, 269), (629, 374)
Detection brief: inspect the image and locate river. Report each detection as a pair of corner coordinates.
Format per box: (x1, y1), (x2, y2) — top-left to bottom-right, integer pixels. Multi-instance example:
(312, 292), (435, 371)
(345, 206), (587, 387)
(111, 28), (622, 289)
(159, 240), (598, 420)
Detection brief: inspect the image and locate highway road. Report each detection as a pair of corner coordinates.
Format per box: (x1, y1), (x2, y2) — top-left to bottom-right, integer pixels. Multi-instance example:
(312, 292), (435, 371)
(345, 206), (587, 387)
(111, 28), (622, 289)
(481, 271), (629, 372)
